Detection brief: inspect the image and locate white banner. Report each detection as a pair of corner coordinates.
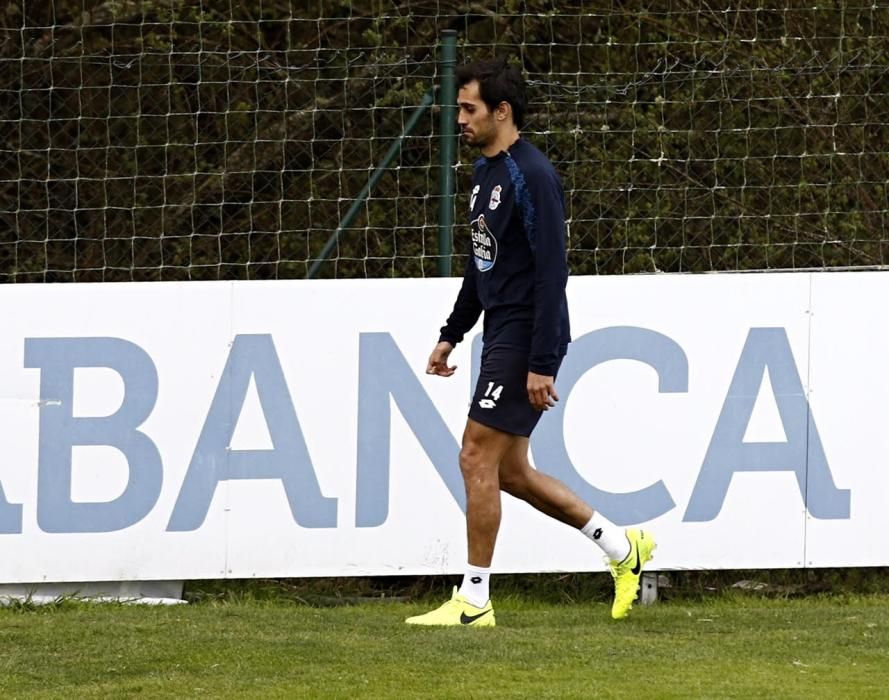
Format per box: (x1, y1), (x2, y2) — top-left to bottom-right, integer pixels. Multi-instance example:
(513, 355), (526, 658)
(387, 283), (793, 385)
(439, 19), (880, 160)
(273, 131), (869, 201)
(0, 272), (885, 583)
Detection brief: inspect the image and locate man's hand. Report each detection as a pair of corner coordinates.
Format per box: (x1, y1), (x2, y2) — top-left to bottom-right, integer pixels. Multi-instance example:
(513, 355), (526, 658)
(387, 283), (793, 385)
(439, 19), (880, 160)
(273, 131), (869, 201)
(426, 341), (457, 377)
(527, 371), (558, 411)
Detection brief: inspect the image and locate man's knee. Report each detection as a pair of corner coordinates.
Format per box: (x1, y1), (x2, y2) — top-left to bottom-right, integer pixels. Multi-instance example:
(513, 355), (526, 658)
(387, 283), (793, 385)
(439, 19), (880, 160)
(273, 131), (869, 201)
(459, 433), (505, 487)
(459, 441), (485, 479)
(459, 421), (516, 487)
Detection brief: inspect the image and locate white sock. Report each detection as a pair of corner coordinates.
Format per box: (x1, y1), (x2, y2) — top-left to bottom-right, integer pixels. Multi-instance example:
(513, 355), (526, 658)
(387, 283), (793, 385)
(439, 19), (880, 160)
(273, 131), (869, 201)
(458, 563), (491, 608)
(581, 512), (631, 563)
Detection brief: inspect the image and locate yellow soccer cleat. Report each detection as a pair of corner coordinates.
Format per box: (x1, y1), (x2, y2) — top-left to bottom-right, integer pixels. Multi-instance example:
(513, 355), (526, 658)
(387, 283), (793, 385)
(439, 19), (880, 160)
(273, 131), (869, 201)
(609, 528), (656, 620)
(405, 587), (496, 627)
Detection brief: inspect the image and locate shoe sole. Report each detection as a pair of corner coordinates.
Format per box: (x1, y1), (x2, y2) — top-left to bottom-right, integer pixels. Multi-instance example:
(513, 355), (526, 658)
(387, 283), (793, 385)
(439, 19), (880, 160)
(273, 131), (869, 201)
(404, 618), (496, 627)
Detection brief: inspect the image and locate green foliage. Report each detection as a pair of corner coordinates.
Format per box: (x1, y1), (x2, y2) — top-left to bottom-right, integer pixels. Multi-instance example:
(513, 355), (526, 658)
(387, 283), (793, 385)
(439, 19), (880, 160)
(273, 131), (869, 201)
(2, 2), (888, 280)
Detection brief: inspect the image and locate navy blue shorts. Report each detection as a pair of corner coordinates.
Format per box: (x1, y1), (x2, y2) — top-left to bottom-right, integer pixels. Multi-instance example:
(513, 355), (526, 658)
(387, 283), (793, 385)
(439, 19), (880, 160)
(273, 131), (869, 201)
(468, 346), (564, 437)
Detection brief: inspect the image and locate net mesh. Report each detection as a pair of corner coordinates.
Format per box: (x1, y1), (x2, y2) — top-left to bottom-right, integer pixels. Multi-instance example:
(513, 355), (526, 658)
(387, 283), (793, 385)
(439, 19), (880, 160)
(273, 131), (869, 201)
(2, 2), (888, 282)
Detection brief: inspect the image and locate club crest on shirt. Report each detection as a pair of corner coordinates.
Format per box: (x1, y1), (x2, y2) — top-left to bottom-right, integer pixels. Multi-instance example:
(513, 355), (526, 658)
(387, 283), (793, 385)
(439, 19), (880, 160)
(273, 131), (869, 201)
(471, 214), (497, 272)
(488, 185), (502, 210)
(470, 185), (480, 211)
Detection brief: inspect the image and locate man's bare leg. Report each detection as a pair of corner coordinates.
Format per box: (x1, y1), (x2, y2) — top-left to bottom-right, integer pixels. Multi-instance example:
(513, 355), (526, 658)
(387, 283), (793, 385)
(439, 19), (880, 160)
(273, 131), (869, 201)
(497, 437), (592, 528)
(459, 418), (517, 567)
(404, 419), (515, 624)
(498, 438), (632, 563)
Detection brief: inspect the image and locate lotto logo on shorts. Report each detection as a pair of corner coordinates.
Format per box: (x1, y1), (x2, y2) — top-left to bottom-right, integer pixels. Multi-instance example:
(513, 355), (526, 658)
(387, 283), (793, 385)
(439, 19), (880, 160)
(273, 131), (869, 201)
(479, 382), (503, 409)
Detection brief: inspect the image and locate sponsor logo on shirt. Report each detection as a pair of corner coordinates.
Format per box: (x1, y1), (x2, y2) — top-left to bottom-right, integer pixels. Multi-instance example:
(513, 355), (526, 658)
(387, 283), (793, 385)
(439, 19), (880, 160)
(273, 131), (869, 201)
(488, 185), (502, 210)
(470, 185), (480, 211)
(471, 214), (497, 272)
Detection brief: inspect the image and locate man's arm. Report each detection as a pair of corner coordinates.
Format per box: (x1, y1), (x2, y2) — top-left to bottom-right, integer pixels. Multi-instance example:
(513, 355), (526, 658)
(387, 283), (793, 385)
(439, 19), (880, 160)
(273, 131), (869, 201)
(429, 256), (482, 377)
(527, 166), (568, 377)
(438, 254), (483, 348)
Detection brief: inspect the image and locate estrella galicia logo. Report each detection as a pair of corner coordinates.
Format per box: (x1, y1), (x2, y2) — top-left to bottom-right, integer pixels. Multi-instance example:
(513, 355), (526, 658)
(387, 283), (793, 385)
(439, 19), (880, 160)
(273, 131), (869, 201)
(471, 214), (497, 272)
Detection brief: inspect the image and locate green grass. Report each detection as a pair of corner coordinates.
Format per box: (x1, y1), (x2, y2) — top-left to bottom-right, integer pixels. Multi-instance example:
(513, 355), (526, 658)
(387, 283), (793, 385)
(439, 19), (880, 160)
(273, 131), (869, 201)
(1, 590), (888, 698)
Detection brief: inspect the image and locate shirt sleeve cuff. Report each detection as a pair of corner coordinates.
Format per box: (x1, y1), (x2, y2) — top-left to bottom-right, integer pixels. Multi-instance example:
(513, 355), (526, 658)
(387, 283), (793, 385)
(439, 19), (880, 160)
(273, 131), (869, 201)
(528, 359), (558, 376)
(438, 332), (460, 347)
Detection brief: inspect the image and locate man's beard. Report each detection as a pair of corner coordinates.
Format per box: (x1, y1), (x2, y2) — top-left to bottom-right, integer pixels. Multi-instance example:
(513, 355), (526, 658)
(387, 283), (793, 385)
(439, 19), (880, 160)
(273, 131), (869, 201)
(462, 128), (491, 148)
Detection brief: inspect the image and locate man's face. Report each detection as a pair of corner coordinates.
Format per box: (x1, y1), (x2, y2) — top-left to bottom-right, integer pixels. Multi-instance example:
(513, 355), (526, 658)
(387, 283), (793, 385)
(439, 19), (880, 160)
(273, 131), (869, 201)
(457, 80), (497, 149)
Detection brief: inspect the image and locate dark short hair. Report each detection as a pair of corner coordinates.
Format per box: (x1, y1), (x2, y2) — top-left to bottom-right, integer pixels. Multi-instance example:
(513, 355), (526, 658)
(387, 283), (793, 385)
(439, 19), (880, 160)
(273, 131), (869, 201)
(455, 56), (528, 129)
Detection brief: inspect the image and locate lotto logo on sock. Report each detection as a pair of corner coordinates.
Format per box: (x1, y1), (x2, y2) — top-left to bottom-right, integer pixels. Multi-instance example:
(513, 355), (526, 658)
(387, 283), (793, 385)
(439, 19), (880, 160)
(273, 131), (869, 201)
(593, 528), (603, 540)
(470, 576), (482, 584)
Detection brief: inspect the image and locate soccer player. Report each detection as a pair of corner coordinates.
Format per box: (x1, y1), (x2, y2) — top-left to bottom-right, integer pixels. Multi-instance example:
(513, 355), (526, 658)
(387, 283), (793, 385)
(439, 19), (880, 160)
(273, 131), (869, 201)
(405, 57), (655, 627)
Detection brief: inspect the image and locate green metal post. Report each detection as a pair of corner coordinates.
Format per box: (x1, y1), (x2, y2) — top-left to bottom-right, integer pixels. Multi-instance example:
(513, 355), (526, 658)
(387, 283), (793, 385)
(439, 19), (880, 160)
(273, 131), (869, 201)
(307, 91), (435, 279)
(437, 30), (458, 277)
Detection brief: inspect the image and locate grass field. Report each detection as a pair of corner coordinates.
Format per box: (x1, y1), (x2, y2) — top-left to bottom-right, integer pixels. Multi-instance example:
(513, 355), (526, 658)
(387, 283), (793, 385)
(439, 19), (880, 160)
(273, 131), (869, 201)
(1, 580), (888, 699)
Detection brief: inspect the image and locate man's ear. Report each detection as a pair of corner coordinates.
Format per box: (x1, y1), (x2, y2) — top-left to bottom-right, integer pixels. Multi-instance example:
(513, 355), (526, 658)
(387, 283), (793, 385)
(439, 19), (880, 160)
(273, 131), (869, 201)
(495, 101), (512, 122)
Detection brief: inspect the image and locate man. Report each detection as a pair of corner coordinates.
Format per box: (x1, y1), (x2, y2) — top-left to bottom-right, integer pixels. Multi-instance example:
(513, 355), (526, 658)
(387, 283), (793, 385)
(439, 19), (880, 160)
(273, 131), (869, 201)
(405, 57), (655, 628)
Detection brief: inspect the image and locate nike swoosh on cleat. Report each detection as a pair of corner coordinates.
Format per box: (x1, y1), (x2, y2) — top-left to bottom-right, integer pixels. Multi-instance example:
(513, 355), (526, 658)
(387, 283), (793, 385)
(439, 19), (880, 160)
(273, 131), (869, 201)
(460, 609), (492, 624)
(630, 549), (642, 575)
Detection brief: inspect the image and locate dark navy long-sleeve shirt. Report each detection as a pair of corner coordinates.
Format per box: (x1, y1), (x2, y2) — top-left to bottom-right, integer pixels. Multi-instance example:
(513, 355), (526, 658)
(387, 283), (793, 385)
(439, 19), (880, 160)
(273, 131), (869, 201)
(439, 137), (571, 375)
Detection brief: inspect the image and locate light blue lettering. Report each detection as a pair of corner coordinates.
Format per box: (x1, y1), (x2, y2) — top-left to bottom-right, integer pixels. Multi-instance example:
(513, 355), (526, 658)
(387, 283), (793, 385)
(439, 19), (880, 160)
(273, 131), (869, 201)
(0, 484), (23, 534)
(532, 327), (684, 525)
(24, 337), (162, 533)
(167, 334), (336, 531)
(355, 333), (464, 527)
(684, 327), (850, 521)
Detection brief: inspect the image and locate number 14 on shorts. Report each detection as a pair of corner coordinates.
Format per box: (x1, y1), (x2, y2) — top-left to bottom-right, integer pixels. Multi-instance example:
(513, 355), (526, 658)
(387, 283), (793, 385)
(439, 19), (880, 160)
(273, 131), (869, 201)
(479, 382), (503, 409)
